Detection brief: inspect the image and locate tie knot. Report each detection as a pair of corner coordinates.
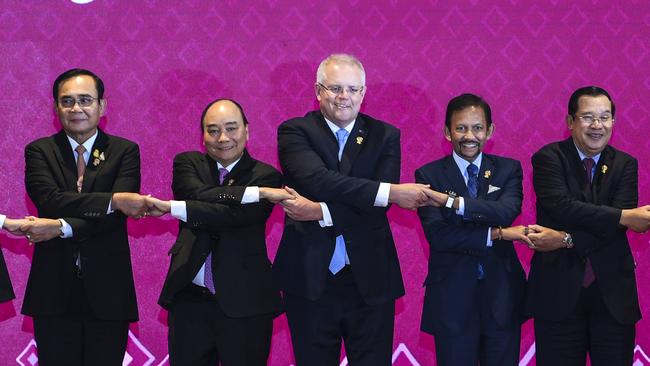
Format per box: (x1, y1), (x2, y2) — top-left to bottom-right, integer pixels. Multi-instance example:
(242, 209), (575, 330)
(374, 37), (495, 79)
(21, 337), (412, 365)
(336, 128), (349, 143)
(467, 164), (478, 177)
(583, 158), (595, 170)
(218, 167), (229, 184)
(75, 145), (86, 155)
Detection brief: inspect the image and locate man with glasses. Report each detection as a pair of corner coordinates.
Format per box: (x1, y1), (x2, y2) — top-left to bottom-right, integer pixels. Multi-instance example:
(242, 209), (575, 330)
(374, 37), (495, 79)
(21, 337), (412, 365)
(275, 53), (433, 365)
(20, 68), (147, 365)
(525, 86), (650, 365)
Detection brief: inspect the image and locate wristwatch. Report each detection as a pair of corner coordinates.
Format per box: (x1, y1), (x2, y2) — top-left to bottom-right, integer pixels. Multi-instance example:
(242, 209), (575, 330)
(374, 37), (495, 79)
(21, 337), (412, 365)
(562, 232), (574, 248)
(445, 191), (457, 209)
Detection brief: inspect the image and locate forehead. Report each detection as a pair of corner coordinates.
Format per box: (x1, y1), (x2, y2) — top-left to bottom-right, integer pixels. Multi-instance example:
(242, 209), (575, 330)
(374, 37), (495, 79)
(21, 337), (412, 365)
(576, 95), (611, 112)
(203, 101), (244, 126)
(323, 62), (363, 84)
(450, 106), (487, 126)
(58, 75), (97, 97)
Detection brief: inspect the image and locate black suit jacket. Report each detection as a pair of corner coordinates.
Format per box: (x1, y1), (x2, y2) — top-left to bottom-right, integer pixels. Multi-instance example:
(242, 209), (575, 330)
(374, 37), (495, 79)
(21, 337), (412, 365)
(158, 149), (282, 318)
(526, 137), (641, 324)
(0, 247), (14, 303)
(274, 110), (404, 305)
(415, 154), (526, 336)
(22, 129), (140, 321)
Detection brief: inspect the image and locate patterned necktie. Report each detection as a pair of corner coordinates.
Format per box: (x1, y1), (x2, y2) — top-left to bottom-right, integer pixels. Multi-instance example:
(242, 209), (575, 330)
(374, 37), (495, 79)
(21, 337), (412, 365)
(329, 128), (350, 274)
(75, 145), (86, 193)
(582, 158), (596, 287)
(467, 164), (478, 199)
(204, 167), (229, 294)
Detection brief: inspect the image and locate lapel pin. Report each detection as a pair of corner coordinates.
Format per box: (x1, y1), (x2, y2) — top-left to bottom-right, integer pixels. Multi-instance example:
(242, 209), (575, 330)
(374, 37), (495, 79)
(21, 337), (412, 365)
(601, 165), (608, 174)
(91, 149), (105, 166)
(484, 170), (491, 179)
(92, 158), (100, 166)
(356, 137), (363, 145)
(227, 179), (235, 186)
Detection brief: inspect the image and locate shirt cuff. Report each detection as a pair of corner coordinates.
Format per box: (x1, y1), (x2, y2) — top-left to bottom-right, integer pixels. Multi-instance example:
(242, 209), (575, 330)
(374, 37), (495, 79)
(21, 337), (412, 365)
(456, 196), (465, 216)
(375, 182), (390, 207)
(0, 214), (5, 229)
(242, 186), (259, 204)
(319, 202), (333, 227)
(107, 198), (114, 214)
(59, 219), (73, 238)
(486, 228), (493, 247)
(170, 200), (188, 222)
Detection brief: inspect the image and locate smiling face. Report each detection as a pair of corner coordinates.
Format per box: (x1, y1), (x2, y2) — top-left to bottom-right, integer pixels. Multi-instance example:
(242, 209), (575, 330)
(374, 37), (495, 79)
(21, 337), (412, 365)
(202, 100), (249, 166)
(315, 61), (365, 128)
(445, 105), (493, 162)
(56, 75), (106, 144)
(568, 95), (614, 157)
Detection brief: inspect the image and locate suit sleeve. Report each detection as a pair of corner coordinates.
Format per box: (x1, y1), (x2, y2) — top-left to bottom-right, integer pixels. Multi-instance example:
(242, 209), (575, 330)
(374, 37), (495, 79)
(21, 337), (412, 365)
(463, 161), (523, 226)
(278, 121), (398, 210)
(25, 141), (140, 219)
(532, 148), (637, 255)
(171, 153), (245, 203)
(183, 169), (281, 231)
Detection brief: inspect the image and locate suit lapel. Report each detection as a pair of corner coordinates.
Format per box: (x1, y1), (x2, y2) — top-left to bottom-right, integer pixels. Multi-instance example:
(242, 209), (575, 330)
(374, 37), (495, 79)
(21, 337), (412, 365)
(224, 149), (254, 186)
(560, 138), (593, 202)
(53, 131), (78, 192)
(592, 145), (613, 205)
(203, 154), (220, 185)
(478, 155), (495, 199)
(443, 155), (468, 197)
(339, 117), (367, 175)
(81, 130), (108, 192)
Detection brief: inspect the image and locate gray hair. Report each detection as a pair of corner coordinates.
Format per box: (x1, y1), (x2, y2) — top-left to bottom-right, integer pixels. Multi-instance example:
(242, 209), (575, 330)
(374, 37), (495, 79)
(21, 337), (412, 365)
(316, 54), (366, 85)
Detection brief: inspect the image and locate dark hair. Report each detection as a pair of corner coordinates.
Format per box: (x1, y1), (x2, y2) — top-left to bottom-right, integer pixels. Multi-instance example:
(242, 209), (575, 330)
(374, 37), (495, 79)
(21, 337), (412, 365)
(52, 68), (104, 101)
(200, 98), (249, 130)
(568, 86), (615, 117)
(445, 93), (492, 129)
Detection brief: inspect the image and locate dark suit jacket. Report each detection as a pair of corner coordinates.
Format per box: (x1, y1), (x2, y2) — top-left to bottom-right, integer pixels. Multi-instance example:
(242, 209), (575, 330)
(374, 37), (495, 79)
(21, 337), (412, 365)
(526, 137), (641, 324)
(415, 154), (526, 336)
(0, 247), (14, 303)
(158, 149), (282, 318)
(274, 110), (404, 305)
(22, 129), (139, 321)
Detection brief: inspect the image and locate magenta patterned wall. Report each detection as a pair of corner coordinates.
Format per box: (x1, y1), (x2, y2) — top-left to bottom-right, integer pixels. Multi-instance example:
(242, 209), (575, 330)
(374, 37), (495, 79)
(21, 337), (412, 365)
(1, 1), (649, 365)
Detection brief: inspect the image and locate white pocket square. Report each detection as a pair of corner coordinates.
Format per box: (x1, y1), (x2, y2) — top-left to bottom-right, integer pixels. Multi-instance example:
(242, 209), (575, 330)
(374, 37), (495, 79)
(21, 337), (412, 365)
(488, 185), (501, 194)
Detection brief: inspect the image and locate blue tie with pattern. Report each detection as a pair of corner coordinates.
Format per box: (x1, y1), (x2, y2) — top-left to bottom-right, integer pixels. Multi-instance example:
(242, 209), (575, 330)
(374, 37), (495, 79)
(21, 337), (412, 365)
(329, 128), (350, 274)
(466, 164), (484, 279)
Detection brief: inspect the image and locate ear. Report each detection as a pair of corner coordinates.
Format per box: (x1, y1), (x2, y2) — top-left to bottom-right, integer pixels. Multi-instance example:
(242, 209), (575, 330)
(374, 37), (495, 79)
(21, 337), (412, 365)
(314, 83), (321, 101)
(486, 123), (494, 139)
(98, 99), (107, 117)
(245, 124), (249, 142)
(444, 126), (452, 142)
(566, 114), (574, 131)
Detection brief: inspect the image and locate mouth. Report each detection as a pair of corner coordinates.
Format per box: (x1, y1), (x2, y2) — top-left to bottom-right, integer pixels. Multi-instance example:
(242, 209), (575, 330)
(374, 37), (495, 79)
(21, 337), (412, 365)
(333, 103), (350, 110)
(217, 146), (236, 152)
(586, 133), (604, 140)
(460, 141), (479, 148)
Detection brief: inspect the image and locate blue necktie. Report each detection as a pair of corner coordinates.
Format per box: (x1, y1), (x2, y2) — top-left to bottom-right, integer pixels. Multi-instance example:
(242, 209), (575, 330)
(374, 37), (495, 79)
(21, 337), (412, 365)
(466, 164), (484, 279)
(329, 129), (350, 274)
(204, 167), (229, 293)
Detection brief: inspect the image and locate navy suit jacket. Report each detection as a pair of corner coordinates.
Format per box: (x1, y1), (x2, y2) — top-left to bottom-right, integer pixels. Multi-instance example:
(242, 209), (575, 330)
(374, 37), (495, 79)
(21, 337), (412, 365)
(274, 110), (404, 305)
(415, 153), (526, 336)
(526, 138), (641, 324)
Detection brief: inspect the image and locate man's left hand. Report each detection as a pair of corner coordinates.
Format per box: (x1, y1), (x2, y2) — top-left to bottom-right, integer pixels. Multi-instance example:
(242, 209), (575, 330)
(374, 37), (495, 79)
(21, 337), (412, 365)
(20, 217), (62, 243)
(527, 224), (566, 252)
(280, 187), (323, 221)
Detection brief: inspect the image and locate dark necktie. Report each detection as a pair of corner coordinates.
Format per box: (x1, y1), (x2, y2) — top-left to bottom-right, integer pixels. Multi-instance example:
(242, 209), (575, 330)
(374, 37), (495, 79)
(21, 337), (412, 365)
(75, 145), (86, 193)
(582, 158), (596, 287)
(329, 128), (350, 274)
(466, 164), (484, 279)
(204, 167), (229, 294)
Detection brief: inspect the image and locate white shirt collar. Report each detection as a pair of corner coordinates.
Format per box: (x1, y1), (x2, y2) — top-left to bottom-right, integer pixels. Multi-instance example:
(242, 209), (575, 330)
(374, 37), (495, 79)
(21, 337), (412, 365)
(66, 130), (98, 158)
(573, 142), (601, 165)
(217, 156), (242, 172)
(324, 118), (355, 135)
(452, 151), (483, 179)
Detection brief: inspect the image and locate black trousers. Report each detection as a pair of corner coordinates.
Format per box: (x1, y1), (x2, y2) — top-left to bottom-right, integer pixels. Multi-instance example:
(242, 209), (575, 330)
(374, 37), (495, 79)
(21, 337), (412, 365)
(534, 282), (635, 366)
(34, 275), (129, 366)
(284, 266), (395, 366)
(168, 284), (274, 366)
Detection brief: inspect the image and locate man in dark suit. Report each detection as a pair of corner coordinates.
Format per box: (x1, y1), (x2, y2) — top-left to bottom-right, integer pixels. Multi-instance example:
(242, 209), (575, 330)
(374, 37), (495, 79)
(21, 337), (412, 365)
(0, 214), (24, 302)
(275, 54), (434, 365)
(526, 86), (650, 365)
(146, 98), (292, 366)
(415, 93), (529, 366)
(20, 68), (148, 366)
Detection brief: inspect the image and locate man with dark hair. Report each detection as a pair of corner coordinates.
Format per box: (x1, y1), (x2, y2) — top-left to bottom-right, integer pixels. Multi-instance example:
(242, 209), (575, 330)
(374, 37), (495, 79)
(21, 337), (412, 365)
(20, 68), (148, 365)
(275, 53), (434, 365)
(526, 86), (650, 365)
(146, 98), (292, 365)
(415, 93), (529, 365)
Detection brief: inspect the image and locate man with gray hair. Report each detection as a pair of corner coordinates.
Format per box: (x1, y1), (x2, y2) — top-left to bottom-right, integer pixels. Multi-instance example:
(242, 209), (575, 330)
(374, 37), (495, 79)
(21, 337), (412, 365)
(275, 53), (433, 365)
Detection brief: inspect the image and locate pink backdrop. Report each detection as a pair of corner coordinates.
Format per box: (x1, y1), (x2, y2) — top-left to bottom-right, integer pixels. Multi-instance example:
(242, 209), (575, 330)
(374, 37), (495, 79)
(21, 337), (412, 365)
(1, 1), (649, 365)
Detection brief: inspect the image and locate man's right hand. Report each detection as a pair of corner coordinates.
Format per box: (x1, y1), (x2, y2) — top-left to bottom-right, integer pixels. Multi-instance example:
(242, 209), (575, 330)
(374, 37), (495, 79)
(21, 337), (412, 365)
(144, 196), (172, 217)
(620, 205), (650, 233)
(259, 187), (295, 204)
(388, 183), (431, 210)
(112, 192), (148, 218)
(2, 218), (30, 236)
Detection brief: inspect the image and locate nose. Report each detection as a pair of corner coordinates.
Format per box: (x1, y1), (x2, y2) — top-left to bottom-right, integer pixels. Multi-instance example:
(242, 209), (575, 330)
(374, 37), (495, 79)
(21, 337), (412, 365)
(70, 101), (83, 112)
(217, 131), (230, 142)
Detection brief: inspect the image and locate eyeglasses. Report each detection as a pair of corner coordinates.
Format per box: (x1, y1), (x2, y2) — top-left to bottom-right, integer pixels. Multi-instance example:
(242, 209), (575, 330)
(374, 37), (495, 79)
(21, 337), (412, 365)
(318, 83), (364, 96)
(576, 114), (613, 125)
(58, 95), (99, 109)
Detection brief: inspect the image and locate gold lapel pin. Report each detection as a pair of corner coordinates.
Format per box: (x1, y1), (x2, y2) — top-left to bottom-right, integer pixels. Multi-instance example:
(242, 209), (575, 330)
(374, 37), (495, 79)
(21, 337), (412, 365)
(227, 179), (235, 186)
(356, 137), (363, 145)
(601, 165), (608, 174)
(484, 170), (491, 179)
